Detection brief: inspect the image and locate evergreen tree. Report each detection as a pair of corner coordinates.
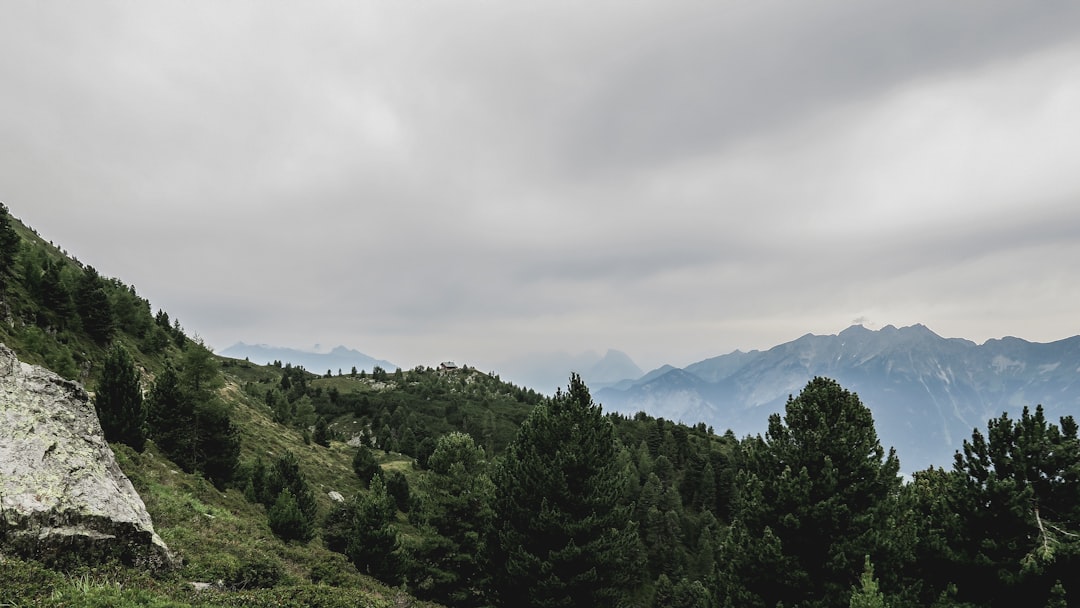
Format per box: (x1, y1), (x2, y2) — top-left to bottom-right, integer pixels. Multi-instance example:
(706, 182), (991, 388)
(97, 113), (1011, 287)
(412, 432), (496, 606)
(0, 203), (20, 288)
(493, 373), (645, 607)
(265, 451), (318, 531)
(719, 377), (907, 608)
(75, 266), (115, 344)
(180, 339), (223, 403)
(386, 470), (411, 513)
(352, 443), (382, 486)
(944, 406), (1080, 606)
(36, 258), (75, 329)
(196, 401), (241, 489)
(313, 416), (331, 447)
(327, 475), (401, 583)
(268, 488), (312, 542)
(93, 343), (146, 451)
(849, 556), (887, 608)
(1047, 580), (1067, 608)
(147, 366), (197, 471)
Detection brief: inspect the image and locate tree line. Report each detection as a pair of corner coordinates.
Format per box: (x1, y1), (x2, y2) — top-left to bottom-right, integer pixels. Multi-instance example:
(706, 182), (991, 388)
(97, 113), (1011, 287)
(324, 374), (1077, 608)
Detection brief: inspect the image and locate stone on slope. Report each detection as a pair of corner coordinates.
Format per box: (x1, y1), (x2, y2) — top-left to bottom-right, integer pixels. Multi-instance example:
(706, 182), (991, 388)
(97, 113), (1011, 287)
(0, 343), (174, 569)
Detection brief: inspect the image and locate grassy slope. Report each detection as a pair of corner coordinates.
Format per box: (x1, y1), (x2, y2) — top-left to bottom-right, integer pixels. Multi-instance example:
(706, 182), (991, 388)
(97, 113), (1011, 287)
(1, 358), (441, 608)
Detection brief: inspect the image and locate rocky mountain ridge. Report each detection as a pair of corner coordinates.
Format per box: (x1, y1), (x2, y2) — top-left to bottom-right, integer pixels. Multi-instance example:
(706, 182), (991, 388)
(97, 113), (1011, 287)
(597, 324), (1080, 473)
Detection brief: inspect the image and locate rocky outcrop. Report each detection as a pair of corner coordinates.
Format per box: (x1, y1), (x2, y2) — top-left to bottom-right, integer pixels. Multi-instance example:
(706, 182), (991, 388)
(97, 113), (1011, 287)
(0, 343), (173, 569)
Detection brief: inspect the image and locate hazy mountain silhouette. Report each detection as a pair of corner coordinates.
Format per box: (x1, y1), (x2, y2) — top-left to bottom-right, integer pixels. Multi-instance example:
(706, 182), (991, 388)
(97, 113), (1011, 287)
(596, 324), (1080, 473)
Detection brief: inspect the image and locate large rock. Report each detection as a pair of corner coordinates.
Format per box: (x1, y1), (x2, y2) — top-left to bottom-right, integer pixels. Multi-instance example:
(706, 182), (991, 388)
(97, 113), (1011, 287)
(0, 343), (173, 569)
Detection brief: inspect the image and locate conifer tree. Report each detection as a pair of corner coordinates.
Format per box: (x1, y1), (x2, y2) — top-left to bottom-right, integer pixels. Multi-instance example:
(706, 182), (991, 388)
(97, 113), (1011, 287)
(94, 343), (146, 451)
(268, 488), (312, 542)
(944, 406), (1080, 606)
(719, 377), (906, 608)
(0, 203), (20, 288)
(352, 443), (382, 486)
(493, 373), (645, 607)
(413, 432), (496, 606)
(341, 474), (401, 582)
(147, 366), (196, 471)
(75, 266), (115, 344)
(1046, 580), (1067, 608)
(850, 556), (888, 608)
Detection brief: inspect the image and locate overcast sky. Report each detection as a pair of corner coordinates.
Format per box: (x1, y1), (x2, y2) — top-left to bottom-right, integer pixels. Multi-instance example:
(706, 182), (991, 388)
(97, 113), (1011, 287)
(4, 1), (1080, 375)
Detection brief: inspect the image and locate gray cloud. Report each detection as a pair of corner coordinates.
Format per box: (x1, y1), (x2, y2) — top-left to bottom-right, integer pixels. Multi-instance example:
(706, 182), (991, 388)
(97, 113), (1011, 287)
(4, 1), (1080, 374)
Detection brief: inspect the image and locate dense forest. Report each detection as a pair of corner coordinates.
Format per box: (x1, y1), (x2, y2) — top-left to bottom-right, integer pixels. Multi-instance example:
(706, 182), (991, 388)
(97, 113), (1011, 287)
(1, 202), (1078, 608)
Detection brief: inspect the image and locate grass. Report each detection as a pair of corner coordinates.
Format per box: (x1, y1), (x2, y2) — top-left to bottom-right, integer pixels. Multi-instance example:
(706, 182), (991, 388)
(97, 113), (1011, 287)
(27, 368), (446, 608)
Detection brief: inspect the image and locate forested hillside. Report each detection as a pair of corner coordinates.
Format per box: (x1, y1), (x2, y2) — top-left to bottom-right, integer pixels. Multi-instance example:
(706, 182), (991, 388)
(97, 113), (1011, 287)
(2, 203), (1078, 608)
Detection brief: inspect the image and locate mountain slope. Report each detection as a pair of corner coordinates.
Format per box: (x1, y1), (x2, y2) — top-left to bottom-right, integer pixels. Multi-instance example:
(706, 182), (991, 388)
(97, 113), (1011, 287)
(597, 324), (1080, 473)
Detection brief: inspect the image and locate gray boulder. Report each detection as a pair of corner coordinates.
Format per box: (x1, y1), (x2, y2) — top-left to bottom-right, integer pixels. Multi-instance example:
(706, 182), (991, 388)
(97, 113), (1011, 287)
(0, 343), (174, 569)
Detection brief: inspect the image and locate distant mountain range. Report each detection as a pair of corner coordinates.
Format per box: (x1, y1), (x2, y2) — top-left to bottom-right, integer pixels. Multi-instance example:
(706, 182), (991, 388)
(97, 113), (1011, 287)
(596, 324), (1080, 473)
(218, 342), (396, 375)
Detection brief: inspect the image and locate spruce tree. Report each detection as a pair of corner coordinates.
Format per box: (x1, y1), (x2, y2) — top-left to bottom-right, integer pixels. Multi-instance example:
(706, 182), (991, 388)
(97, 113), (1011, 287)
(75, 266), (115, 344)
(719, 377), (906, 608)
(0, 202), (20, 288)
(944, 406), (1080, 606)
(493, 373), (645, 607)
(94, 344), (146, 451)
(268, 488), (312, 542)
(849, 556), (887, 608)
(342, 474), (401, 583)
(413, 432), (496, 607)
(147, 366), (196, 471)
(353, 443), (382, 486)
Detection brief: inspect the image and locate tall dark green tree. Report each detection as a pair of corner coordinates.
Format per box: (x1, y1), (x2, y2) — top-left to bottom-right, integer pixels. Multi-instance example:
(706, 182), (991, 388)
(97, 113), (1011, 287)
(0, 203), (20, 288)
(942, 405), (1080, 606)
(718, 377), (908, 608)
(36, 258), (75, 329)
(493, 374), (645, 607)
(412, 432), (496, 607)
(352, 443), (382, 486)
(325, 475), (402, 583)
(147, 366), (196, 470)
(93, 344), (146, 451)
(75, 266), (115, 344)
(261, 451), (317, 536)
(268, 488), (312, 542)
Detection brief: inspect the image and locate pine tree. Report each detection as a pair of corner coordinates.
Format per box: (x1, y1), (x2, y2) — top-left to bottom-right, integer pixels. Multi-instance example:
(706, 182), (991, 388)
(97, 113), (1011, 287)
(493, 373), (645, 607)
(147, 366), (196, 471)
(719, 377), (906, 608)
(343, 475), (401, 583)
(94, 344), (146, 451)
(413, 432), (496, 606)
(265, 451), (317, 530)
(849, 556), (887, 608)
(313, 416), (331, 447)
(75, 266), (115, 344)
(196, 401), (241, 489)
(352, 443), (382, 486)
(0, 203), (20, 288)
(945, 406), (1080, 606)
(268, 488), (312, 542)
(1046, 580), (1067, 608)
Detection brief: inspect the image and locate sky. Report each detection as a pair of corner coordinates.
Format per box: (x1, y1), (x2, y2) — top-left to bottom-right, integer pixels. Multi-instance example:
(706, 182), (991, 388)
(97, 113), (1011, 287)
(4, 1), (1080, 376)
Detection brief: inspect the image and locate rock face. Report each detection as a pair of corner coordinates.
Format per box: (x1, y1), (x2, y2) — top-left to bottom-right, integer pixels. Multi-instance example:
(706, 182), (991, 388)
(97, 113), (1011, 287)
(0, 343), (173, 569)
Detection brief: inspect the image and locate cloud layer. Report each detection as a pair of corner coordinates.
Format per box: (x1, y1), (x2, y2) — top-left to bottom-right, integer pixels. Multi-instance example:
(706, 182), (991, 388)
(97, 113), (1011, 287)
(4, 1), (1080, 373)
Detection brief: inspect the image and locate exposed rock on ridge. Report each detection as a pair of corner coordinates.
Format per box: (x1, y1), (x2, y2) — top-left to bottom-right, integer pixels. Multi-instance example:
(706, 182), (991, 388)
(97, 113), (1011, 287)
(0, 343), (173, 569)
